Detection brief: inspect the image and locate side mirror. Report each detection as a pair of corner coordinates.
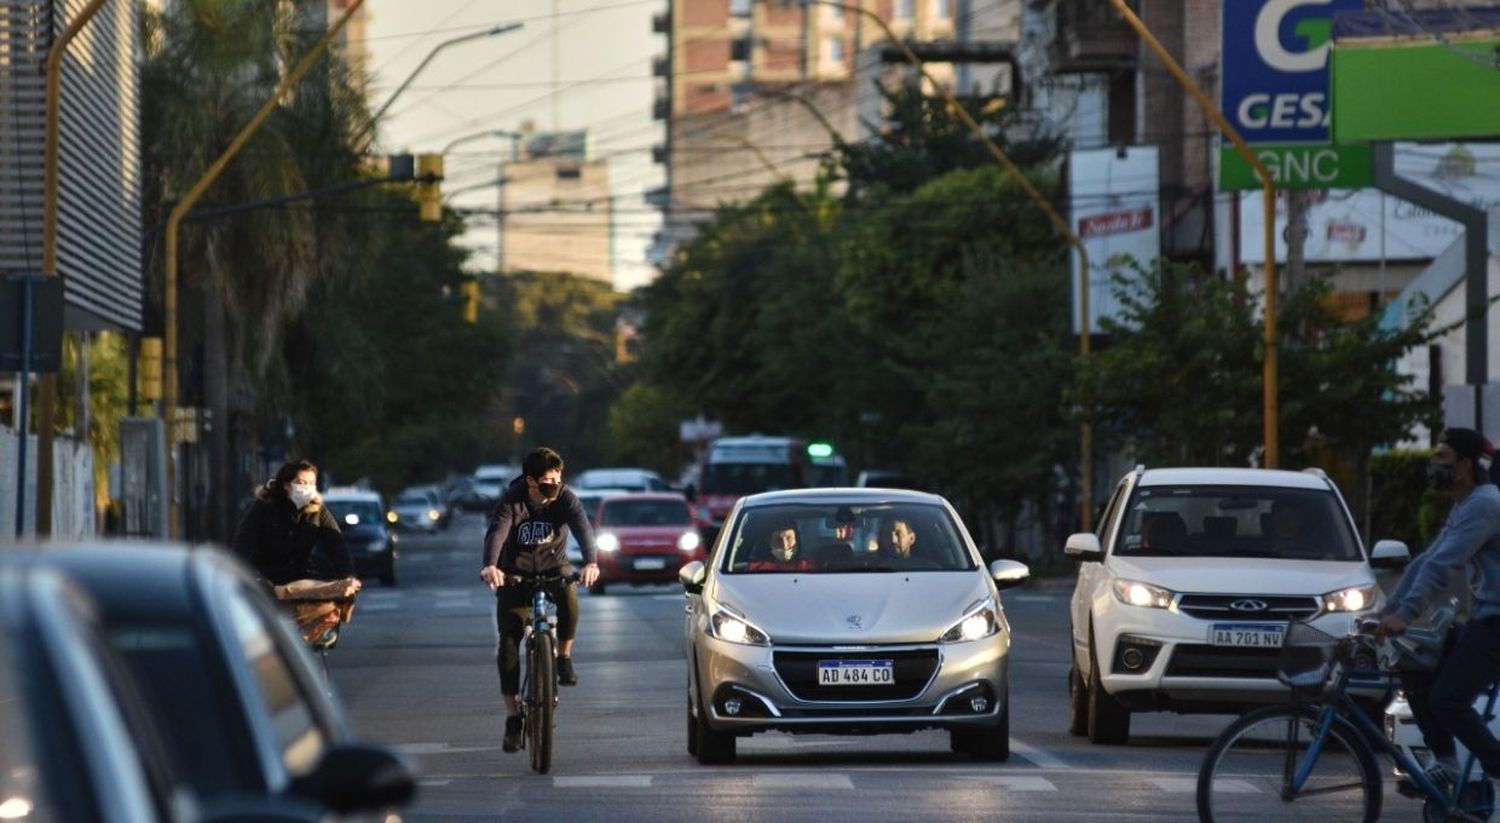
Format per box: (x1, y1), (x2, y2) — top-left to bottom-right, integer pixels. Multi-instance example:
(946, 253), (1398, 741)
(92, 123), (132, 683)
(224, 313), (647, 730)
(291, 743), (416, 814)
(678, 560), (707, 594)
(1064, 532), (1103, 561)
(988, 559), (1030, 590)
(1371, 539), (1411, 569)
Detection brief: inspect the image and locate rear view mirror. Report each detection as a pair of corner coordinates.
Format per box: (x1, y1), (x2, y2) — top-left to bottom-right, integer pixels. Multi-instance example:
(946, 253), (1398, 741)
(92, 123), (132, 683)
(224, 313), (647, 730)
(679, 560), (707, 593)
(988, 559), (1030, 590)
(1064, 532), (1103, 560)
(292, 743), (416, 814)
(1371, 539), (1411, 569)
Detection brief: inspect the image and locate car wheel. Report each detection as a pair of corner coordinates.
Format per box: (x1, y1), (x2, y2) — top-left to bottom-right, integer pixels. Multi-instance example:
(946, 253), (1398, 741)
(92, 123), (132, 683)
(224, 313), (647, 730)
(1068, 659), (1089, 737)
(1086, 631), (1130, 745)
(686, 697), (699, 757)
(952, 696), (1010, 762)
(693, 696), (736, 764)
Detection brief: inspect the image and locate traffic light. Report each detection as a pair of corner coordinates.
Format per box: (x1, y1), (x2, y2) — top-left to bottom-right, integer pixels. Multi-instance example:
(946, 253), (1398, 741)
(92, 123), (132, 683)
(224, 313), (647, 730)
(462, 279), (480, 324)
(417, 152), (443, 222)
(139, 337), (163, 402)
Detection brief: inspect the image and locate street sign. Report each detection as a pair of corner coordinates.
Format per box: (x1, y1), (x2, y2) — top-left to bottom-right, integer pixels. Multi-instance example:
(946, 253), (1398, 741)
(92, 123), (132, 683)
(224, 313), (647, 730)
(1219, 0), (1370, 191)
(1070, 146), (1159, 335)
(1219, 143), (1372, 190)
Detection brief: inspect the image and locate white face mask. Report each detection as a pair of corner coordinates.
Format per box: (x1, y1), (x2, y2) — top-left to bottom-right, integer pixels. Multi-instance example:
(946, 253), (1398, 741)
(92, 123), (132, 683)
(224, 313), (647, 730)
(289, 483), (317, 509)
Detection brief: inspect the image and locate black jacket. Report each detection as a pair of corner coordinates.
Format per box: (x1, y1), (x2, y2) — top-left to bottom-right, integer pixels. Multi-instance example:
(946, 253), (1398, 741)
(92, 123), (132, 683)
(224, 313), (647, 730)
(483, 477), (596, 573)
(231, 484), (353, 585)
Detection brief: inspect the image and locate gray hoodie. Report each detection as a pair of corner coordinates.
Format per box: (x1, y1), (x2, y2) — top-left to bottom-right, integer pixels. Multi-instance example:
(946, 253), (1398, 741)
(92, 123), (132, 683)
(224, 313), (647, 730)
(482, 476), (596, 573)
(1386, 482), (1500, 623)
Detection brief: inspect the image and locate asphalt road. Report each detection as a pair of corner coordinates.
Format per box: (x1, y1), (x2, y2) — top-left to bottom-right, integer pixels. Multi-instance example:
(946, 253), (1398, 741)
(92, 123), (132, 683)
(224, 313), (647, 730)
(328, 513), (1423, 822)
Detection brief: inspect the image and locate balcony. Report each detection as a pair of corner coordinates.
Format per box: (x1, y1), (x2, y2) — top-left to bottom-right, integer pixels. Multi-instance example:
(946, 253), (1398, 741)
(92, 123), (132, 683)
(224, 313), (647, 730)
(653, 96), (670, 120)
(652, 55), (670, 76)
(1053, 0), (1137, 73)
(652, 12), (668, 33)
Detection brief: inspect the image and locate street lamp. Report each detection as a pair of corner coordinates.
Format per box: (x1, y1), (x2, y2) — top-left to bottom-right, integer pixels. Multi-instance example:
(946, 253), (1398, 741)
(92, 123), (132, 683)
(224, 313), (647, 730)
(442, 129), (524, 159)
(799, 0), (1098, 529)
(355, 23), (524, 148)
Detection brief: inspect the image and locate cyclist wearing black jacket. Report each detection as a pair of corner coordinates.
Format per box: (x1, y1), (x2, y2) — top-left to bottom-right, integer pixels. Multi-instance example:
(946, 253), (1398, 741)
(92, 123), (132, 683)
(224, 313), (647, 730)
(480, 447), (600, 753)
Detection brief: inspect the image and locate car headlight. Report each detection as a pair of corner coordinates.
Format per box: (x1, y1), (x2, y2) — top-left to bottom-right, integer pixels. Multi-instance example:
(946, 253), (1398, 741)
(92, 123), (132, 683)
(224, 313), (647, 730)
(386, 510), (398, 524)
(427, 509), (440, 521)
(1112, 579), (1175, 609)
(678, 531), (701, 552)
(1323, 584), (1378, 613)
(597, 534), (619, 553)
(940, 598), (998, 643)
(707, 603), (769, 646)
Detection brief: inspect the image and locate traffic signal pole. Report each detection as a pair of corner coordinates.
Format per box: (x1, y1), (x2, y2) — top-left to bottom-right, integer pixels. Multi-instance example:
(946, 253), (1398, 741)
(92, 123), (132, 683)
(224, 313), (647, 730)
(1107, 0), (1281, 468)
(163, 0), (367, 537)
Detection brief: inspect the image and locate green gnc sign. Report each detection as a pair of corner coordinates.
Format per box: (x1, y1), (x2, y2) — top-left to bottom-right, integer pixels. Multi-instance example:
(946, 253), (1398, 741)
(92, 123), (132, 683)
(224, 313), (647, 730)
(1219, 143), (1372, 191)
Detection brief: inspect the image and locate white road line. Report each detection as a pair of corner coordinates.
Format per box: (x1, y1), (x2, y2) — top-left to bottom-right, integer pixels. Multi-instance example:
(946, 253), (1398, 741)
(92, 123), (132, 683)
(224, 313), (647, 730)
(435, 600), (476, 609)
(554, 775), (653, 788)
(956, 776), (1058, 792)
(393, 742), (502, 755)
(418, 779), (452, 787)
(403, 554), (433, 563)
(1010, 738), (1070, 770)
(1006, 593), (1068, 603)
(358, 603), (398, 612)
(1151, 777), (1255, 794)
(753, 774), (854, 790)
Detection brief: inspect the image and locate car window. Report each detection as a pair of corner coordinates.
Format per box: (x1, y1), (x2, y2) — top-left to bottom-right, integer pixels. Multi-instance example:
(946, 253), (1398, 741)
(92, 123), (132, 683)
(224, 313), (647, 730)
(703, 463), (796, 495)
(222, 586), (328, 776)
(1112, 485), (1361, 561)
(1097, 481), (1128, 540)
(396, 493), (428, 505)
(326, 499), (382, 526)
(723, 503), (974, 573)
(0, 633), (61, 823)
(599, 499), (692, 526)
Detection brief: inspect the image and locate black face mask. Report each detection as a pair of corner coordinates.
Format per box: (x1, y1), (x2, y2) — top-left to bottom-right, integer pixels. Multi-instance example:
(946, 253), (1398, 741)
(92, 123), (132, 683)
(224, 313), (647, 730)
(536, 481), (562, 500)
(1428, 460), (1457, 490)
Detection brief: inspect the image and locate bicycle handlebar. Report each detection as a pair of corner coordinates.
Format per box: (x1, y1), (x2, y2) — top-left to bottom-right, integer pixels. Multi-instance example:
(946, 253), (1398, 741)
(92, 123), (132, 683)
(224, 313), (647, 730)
(506, 570), (582, 586)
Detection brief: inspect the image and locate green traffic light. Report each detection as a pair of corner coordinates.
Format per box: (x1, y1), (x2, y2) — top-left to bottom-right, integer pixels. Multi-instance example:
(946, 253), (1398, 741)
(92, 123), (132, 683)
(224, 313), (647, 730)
(807, 441), (834, 459)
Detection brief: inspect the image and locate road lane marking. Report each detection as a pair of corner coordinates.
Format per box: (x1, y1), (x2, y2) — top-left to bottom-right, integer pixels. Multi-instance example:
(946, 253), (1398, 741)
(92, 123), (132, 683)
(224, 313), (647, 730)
(956, 776), (1058, 791)
(753, 774), (854, 790)
(435, 600), (476, 609)
(418, 779), (452, 787)
(1010, 738), (1070, 769)
(358, 603), (398, 612)
(1150, 777), (1254, 793)
(554, 775), (653, 788)
(393, 742), (502, 755)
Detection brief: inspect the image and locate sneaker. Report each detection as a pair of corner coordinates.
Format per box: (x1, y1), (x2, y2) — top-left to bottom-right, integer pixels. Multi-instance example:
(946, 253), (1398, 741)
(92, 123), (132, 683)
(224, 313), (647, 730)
(557, 656), (578, 687)
(502, 714), (523, 753)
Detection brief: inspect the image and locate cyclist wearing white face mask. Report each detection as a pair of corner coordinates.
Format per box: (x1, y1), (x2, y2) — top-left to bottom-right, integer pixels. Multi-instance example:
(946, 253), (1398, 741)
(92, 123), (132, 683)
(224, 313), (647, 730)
(232, 459), (354, 586)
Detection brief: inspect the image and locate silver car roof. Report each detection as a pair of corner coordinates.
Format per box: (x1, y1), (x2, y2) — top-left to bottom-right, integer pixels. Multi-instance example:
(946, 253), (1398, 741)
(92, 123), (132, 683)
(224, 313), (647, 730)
(739, 487), (948, 508)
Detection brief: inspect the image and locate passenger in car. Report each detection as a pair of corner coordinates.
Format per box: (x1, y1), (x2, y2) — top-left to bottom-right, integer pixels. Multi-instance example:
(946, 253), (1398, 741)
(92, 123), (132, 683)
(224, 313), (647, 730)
(747, 520), (816, 572)
(879, 518), (920, 563)
(1140, 511), (1188, 553)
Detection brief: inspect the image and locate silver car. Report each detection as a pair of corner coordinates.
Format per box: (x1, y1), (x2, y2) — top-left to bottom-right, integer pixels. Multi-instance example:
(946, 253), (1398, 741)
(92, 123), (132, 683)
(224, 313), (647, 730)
(679, 488), (1030, 764)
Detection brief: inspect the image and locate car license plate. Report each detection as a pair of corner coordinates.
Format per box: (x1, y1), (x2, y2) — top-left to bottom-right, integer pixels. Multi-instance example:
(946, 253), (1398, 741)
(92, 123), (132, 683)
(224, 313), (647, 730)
(1210, 623), (1285, 648)
(634, 557), (666, 570)
(817, 660), (894, 686)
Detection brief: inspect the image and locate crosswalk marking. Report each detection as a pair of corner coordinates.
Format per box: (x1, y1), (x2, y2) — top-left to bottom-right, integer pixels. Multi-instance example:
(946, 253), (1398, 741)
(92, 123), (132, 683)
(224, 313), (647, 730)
(956, 776), (1058, 792)
(1150, 776), (1254, 793)
(554, 775), (654, 788)
(1011, 739), (1069, 770)
(752, 774), (855, 790)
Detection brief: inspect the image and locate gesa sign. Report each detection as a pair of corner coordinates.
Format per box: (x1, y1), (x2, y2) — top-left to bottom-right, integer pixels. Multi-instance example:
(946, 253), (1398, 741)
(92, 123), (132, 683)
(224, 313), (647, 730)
(1221, 0), (1362, 144)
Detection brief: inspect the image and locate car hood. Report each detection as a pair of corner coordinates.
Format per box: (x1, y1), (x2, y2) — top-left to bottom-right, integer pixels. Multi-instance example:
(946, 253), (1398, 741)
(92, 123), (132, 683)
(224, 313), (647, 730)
(710, 572), (992, 645)
(393, 503), (430, 514)
(1106, 556), (1373, 595)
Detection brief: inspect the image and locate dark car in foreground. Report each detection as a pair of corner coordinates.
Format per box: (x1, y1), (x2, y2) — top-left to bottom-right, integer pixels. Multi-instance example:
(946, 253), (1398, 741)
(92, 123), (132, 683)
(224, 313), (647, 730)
(1, 544), (416, 821)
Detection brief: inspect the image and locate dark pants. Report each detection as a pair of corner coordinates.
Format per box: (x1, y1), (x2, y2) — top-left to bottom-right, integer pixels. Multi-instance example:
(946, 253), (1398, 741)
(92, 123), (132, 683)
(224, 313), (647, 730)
(1414, 616), (1500, 776)
(495, 579), (578, 697)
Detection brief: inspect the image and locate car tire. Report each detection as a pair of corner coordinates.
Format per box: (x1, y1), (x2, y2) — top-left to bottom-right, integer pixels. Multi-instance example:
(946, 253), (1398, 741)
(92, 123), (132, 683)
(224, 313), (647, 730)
(954, 694), (1010, 762)
(1067, 660), (1089, 737)
(1086, 632), (1130, 745)
(686, 697), (699, 757)
(693, 697), (736, 764)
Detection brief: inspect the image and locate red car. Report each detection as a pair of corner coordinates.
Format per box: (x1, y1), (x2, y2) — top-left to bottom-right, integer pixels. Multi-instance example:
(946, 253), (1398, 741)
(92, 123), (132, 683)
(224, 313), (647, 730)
(590, 493), (703, 594)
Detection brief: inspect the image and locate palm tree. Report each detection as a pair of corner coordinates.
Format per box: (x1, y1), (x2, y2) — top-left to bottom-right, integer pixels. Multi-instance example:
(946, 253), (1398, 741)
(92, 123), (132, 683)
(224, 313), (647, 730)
(140, 0), (372, 540)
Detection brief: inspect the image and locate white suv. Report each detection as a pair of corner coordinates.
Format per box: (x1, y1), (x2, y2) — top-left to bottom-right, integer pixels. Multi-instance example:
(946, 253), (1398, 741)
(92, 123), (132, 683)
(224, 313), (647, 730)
(1066, 466), (1411, 744)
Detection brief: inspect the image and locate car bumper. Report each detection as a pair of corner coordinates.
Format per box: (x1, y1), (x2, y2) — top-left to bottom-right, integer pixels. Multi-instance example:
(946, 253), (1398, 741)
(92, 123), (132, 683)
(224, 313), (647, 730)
(599, 552), (699, 584)
(1094, 605), (1380, 709)
(692, 634), (1009, 735)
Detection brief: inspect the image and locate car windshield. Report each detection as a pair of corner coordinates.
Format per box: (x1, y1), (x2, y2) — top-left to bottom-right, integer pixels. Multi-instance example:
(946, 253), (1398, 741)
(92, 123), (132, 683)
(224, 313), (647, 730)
(723, 503), (973, 573)
(396, 493), (428, 506)
(1112, 485), (1361, 561)
(326, 499), (382, 526)
(0, 633), (59, 822)
(599, 499), (691, 526)
(702, 463), (795, 495)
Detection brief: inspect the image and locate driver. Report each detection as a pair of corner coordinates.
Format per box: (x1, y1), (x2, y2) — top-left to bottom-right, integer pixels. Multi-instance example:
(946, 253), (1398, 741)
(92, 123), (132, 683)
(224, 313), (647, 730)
(1267, 499), (1309, 549)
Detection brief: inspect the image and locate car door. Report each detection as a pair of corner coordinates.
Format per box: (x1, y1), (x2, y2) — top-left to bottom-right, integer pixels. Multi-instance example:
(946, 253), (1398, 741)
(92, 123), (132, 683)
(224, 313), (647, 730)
(1073, 476), (1132, 674)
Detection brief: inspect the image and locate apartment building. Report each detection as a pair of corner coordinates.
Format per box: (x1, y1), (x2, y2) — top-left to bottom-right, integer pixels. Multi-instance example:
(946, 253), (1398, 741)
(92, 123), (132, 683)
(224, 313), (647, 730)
(499, 130), (614, 284)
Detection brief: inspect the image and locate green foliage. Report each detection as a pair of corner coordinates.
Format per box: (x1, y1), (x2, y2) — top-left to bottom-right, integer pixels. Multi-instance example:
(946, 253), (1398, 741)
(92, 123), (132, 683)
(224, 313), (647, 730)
(1370, 450), (1443, 551)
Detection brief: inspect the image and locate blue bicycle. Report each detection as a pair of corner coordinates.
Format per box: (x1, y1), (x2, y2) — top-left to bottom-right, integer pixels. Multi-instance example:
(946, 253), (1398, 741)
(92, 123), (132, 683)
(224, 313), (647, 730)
(1196, 617), (1499, 822)
(509, 570), (578, 775)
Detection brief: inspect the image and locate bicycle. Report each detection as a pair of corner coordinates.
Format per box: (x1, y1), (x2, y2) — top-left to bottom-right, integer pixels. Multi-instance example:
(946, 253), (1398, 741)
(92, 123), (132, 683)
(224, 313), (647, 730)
(507, 570), (579, 775)
(1196, 615), (1499, 822)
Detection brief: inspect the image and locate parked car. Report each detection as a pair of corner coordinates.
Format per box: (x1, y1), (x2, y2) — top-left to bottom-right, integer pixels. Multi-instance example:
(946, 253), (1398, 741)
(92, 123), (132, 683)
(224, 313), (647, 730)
(592, 493), (702, 595)
(465, 464), (520, 512)
(323, 487), (399, 586)
(1066, 466), (1410, 744)
(391, 487), (444, 533)
(573, 467), (669, 492)
(0, 544), (416, 820)
(680, 488), (1030, 764)
(567, 487), (626, 566)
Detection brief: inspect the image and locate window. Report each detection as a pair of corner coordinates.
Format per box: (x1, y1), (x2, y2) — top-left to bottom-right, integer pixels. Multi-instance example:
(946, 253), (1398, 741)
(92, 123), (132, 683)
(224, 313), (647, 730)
(729, 0), (751, 17)
(600, 499), (692, 527)
(934, 0), (952, 19)
(223, 588), (326, 775)
(1113, 486), (1361, 562)
(724, 503), (974, 573)
(325, 499), (381, 527)
(896, 0), (914, 20)
(825, 36), (845, 66)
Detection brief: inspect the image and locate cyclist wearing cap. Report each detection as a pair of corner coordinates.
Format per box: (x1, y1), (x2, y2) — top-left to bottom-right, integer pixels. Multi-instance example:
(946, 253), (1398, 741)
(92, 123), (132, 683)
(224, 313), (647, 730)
(1378, 427), (1500, 794)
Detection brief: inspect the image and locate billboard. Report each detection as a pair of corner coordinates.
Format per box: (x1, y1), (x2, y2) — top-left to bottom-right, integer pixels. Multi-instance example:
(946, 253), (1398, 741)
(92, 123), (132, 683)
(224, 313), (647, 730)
(1239, 143), (1500, 264)
(1070, 146), (1160, 335)
(1219, 0), (1369, 191)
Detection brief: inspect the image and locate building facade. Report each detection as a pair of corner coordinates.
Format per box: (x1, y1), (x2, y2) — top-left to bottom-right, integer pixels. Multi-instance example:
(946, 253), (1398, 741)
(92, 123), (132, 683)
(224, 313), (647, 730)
(499, 130), (614, 284)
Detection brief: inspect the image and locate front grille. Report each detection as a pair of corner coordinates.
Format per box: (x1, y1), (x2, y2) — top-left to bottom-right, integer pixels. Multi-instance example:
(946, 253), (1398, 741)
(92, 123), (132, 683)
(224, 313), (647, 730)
(773, 648), (940, 702)
(1177, 594), (1320, 621)
(625, 554), (678, 571)
(1165, 644), (1280, 678)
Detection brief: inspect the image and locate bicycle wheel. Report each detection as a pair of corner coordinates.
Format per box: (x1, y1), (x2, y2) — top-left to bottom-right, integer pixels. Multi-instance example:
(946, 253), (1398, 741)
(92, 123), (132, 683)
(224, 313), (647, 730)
(1197, 704), (1381, 823)
(528, 632), (557, 774)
